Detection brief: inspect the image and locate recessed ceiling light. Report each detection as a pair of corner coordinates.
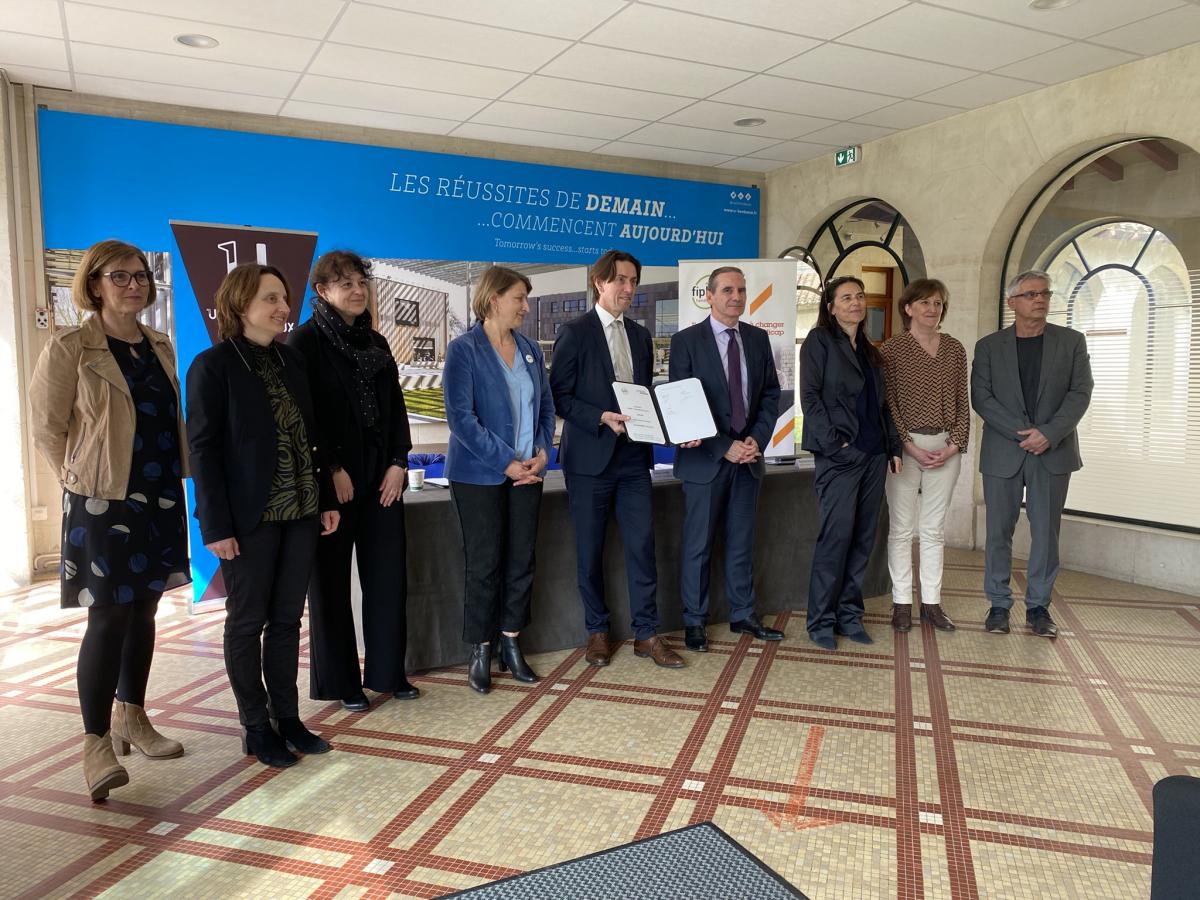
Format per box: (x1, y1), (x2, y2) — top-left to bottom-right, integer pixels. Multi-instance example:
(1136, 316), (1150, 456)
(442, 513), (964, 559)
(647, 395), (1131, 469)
(1028, 0), (1079, 10)
(734, 117), (766, 128)
(174, 33), (219, 49)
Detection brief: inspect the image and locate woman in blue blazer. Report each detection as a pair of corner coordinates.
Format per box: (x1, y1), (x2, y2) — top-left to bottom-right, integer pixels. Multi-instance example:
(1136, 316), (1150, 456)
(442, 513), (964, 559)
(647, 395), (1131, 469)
(799, 276), (902, 650)
(443, 266), (555, 694)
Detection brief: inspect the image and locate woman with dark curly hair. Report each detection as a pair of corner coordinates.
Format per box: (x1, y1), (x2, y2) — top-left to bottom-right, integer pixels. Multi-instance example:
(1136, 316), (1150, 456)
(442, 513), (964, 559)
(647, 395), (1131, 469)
(288, 250), (416, 712)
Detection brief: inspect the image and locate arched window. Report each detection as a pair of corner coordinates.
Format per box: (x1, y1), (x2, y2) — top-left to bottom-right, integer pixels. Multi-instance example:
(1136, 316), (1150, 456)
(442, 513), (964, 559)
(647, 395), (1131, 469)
(1003, 138), (1200, 532)
(807, 199), (926, 345)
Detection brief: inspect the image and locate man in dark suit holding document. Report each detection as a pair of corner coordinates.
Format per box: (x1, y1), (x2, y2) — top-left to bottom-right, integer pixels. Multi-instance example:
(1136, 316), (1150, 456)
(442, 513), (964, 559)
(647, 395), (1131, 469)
(550, 250), (685, 669)
(670, 267), (784, 652)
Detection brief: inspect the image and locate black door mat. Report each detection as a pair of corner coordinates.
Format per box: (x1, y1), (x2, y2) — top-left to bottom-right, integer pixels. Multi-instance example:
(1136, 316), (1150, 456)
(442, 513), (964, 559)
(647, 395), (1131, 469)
(438, 821), (809, 899)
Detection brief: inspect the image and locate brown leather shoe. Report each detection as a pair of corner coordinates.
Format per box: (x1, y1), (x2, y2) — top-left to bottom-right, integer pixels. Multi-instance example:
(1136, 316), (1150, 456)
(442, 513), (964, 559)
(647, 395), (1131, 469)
(633, 636), (685, 669)
(891, 604), (912, 632)
(920, 604), (956, 631)
(584, 632), (612, 667)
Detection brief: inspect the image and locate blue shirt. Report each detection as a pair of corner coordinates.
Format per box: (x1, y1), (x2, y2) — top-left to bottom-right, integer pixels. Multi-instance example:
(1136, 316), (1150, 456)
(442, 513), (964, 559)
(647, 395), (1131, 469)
(495, 346), (535, 460)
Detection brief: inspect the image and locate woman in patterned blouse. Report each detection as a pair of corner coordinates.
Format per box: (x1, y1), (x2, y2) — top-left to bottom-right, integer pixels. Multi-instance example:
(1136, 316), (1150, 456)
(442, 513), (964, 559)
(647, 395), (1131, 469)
(880, 279), (969, 634)
(187, 264), (340, 767)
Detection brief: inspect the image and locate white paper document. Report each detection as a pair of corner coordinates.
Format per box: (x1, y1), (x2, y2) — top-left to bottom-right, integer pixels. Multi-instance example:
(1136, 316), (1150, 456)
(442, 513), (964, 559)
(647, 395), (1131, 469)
(654, 378), (717, 444)
(612, 382), (666, 444)
(612, 378), (717, 445)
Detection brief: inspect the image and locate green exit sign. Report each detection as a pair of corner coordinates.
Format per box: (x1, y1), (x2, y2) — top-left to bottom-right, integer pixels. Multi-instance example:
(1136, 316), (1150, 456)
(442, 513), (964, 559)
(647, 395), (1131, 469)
(835, 146), (860, 167)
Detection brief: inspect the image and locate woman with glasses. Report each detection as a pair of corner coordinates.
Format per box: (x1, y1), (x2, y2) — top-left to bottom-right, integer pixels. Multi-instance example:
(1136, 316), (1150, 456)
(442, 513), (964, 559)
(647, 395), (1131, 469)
(443, 266), (554, 694)
(880, 279), (968, 634)
(288, 251), (416, 712)
(799, 276), (902, 650)
(31, 239), (189, 800)
(187, 263), (340, 767)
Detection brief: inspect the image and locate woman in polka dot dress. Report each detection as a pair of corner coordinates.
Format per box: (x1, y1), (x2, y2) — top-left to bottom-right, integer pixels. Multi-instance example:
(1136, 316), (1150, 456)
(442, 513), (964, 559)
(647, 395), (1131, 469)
(30, 239), (189, 801)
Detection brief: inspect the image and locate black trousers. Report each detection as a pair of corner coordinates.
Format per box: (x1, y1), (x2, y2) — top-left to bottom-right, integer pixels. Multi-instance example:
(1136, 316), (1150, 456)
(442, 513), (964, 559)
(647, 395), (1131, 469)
(806, 448), (887, 640)
(564, 441), (658, 641)
(450, 480), (543, 644)
(77, 593), (161, 735)
(307, 489), (408, 700)
(220, 519), (317, 727)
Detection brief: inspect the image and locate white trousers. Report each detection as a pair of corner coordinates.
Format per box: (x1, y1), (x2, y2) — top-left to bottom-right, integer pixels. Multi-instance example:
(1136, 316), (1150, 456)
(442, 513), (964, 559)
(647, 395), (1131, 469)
(885, 431), (961, 605)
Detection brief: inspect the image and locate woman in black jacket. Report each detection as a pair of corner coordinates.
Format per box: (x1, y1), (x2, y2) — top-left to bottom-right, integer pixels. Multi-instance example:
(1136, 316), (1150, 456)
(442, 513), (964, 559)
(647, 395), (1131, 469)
(187, 263), (340, 767)
(287, 251), (415, 712)
(799, 276), (902, 650)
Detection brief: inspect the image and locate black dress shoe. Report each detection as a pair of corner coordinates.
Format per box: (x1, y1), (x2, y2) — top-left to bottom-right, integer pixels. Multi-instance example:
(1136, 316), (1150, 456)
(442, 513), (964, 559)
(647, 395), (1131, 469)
(340, 692), (370, 712)
(985, 607), (1011, 634)
(241, 723), (298, 768)
(839, 630), (874, 645)
(496, 634), (540, 683)
(1026, 606), (1058, 638)
(275, 717), (331, 754)
(809, 633), (836, 651)
(684, 626), (708, 652)
(468, 643), (492, 694)
(392, 679), (420, 700)
(730, 614), (784, 641)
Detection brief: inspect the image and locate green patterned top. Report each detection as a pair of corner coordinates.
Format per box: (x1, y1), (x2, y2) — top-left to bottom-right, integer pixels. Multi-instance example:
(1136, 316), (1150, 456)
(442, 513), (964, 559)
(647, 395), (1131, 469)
(238, 338), (319, 522)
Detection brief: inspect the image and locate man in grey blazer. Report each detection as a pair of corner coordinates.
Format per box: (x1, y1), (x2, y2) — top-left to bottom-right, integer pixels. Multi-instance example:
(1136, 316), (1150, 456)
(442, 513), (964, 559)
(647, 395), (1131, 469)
(971, 270), (1093, 638)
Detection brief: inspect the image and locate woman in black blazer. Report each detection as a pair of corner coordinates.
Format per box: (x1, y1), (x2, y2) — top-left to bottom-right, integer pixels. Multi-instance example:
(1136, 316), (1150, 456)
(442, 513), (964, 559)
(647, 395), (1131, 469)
(287, 250), (415, 712)
(799, 276), (902, 650)
(187, 263), (340, 767)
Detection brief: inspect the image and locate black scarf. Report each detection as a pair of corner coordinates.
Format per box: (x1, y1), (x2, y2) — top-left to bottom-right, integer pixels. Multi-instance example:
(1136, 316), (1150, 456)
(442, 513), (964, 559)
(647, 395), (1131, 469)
(311, 297), (391, 429)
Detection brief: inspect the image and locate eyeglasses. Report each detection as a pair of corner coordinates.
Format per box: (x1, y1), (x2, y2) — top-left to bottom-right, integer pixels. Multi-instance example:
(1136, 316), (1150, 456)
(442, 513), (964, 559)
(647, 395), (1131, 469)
(1011, 289), (1054, 301)
(95, 270), (151, 288)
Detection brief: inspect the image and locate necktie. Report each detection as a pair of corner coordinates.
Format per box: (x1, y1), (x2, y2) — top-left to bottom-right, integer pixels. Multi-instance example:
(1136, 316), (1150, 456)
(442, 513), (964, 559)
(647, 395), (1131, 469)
(609, 320), (633, 382)
(727, 327), (746, 434)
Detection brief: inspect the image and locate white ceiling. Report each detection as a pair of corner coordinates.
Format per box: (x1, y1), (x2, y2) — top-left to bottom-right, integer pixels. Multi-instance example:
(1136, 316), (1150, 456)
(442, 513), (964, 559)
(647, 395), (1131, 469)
(2, 0), (1200, 173)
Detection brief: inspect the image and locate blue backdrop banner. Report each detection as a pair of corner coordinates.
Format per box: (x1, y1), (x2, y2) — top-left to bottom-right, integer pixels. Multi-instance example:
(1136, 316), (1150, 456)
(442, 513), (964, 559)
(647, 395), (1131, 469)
(36, 109), (759, 605)
(38, 110), (758, 266)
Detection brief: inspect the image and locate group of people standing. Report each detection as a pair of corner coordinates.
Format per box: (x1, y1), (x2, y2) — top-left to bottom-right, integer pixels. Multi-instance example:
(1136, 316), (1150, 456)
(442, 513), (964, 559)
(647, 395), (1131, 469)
(29, 239), (1091, 803)
(441, 252), (786, 693)
(32, 242), (418, 797)
(800, 269), (1093, 648)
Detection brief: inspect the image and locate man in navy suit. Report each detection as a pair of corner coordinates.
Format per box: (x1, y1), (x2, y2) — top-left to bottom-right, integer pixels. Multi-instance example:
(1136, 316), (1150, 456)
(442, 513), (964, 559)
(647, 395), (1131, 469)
(550, 250), (684, 669)
(670, 267), (785, 652)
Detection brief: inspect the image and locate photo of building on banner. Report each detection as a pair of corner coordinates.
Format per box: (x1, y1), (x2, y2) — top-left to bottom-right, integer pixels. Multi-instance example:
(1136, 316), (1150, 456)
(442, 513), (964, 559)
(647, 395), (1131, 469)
(676, 259), (801, 459)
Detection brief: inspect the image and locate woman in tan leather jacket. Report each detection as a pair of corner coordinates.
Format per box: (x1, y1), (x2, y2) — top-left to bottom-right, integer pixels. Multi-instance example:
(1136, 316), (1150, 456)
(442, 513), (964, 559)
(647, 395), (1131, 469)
(30, 239), (190, 801)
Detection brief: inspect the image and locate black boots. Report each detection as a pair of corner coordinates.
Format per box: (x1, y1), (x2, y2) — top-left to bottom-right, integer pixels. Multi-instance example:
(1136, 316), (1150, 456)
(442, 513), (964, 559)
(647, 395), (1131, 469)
(241, 723), (298, 768)
(496, 634), (540, 683)
(275, 717), (331, 755)
(468, 643), (492, 694)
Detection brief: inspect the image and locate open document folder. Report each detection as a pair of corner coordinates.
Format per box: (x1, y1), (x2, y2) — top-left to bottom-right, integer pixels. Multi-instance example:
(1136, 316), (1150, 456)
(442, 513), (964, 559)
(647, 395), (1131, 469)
(612, 378), (717, 445)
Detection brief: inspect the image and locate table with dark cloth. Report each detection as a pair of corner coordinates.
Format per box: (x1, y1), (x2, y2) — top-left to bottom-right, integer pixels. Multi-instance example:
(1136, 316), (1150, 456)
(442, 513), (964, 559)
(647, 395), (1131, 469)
(396, 463), (890, 672)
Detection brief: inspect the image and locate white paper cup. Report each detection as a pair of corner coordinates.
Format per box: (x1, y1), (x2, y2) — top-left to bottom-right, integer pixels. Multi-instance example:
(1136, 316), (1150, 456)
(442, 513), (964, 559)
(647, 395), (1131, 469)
(407, 468), (425, 491)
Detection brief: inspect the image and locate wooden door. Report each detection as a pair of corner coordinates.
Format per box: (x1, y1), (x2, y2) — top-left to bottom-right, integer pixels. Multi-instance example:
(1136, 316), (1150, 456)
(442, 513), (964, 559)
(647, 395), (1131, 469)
(860, 265), (894, 347)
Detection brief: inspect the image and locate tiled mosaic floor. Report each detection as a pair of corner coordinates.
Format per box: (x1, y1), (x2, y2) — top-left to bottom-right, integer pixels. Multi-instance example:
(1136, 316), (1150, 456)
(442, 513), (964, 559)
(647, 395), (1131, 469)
(0, 549), (1196, 898)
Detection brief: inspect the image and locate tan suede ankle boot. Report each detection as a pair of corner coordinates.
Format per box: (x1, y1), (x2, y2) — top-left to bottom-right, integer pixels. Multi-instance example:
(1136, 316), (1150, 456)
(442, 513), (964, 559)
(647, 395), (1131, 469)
(83, 731), (129, 801)
(111, 701), (184, 759)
